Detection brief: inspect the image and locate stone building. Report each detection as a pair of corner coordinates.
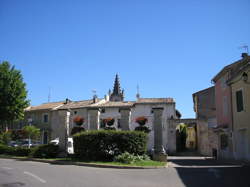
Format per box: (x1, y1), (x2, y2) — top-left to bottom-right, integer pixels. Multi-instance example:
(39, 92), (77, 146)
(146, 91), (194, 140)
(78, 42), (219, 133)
(22, 74), (179, 152)
(193, 86), (218, 156)
(212, 53), (250, 160)
(227, 58), (250, 161)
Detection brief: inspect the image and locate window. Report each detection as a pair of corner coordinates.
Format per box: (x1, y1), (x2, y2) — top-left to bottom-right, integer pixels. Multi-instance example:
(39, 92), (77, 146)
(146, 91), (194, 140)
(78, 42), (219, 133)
(236, 90), (244, 112)
(74, 111), (77, 115)
(43, 114), (48, 123)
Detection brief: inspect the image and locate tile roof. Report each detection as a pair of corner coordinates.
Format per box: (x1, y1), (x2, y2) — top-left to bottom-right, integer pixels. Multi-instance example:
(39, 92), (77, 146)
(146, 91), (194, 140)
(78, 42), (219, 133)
(136, 98), (174, 104)
(90, 101), (135, 108)
(58, 99), (94, 109)
(25, 101), (64, 111)
(212, 55), (250, 82)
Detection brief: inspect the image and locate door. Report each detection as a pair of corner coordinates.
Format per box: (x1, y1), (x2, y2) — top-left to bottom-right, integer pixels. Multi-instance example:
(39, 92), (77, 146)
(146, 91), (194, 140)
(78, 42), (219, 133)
(237, 130), (247, 160)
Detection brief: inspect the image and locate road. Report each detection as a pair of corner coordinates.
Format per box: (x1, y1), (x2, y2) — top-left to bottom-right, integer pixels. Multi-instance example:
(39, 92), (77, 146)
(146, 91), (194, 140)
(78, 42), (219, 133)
(0, 157), (249, 187)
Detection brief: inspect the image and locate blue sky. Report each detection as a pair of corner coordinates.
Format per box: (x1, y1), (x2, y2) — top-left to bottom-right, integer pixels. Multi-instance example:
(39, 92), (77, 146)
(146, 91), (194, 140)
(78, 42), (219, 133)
(0, 0), (249, 118)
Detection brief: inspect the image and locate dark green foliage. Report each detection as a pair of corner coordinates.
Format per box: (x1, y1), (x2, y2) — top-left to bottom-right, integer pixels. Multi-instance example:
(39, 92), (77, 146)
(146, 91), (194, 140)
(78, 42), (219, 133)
(71, 126), (85, 135)
(30, 144), (59, 158)
(104, 127), (116, 130)
(114, 152), (150, 164)
(0, 144), (14, 154)
(0, 144), (31, 156)
(135, 126), (151, 133)
(0, 61), (29, 126)
(73, 130), (147, 161)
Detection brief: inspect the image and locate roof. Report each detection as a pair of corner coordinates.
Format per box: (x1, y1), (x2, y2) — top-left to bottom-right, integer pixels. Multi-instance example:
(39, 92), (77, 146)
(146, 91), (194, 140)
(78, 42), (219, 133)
(192, 86), (215, 97)
(227, 62), (250, 84)
(89, 101), (134, 108)
(136, 98), (174, 104)
(212, 55), (250, 82)
(58, 99), (95, 110)
(25, 101), (64, 112)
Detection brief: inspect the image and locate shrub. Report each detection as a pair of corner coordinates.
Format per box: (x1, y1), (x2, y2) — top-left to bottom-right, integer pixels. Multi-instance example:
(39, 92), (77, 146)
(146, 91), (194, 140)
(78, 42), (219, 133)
(0, 144), (14, 155)
(0, 144), (31, 156)
(135, 126), (151, 133)
(30, 144), (59, 158)
(104, 127), (116, 131)
(13, 147), (32, 156)
(114, 152), (151, 164)
(73, 130), (147, 161)
(71, 126), (85, 135)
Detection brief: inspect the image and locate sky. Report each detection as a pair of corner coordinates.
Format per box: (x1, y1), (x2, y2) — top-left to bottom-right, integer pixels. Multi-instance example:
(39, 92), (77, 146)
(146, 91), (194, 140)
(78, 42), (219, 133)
(0, 0), (249, 118)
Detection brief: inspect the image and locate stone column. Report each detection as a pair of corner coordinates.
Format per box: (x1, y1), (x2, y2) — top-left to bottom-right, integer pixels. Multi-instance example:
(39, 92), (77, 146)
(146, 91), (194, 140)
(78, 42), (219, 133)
(167, 119), (177, 154)
(120, 108), (131, 131)
(152, 107), (167, 161)
(58, 110), (70, 156)
(88, 108), (100, 130)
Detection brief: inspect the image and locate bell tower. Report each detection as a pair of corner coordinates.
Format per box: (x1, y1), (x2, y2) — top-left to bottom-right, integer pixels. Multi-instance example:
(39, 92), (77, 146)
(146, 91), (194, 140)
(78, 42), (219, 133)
(110, 74), (124, 101)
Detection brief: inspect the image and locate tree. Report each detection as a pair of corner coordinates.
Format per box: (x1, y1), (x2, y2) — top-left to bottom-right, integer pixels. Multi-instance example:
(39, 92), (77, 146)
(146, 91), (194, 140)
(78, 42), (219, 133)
(0, 61), (29, 129)
(22, 126), (40, 140)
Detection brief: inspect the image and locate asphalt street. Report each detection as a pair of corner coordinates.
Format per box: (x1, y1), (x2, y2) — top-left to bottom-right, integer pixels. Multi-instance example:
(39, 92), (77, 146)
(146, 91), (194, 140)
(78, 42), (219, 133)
(0, 157), (249, 187)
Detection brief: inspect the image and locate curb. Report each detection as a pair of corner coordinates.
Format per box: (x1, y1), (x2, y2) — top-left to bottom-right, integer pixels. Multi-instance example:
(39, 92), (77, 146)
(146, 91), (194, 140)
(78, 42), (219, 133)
(0, 156), (167, 169)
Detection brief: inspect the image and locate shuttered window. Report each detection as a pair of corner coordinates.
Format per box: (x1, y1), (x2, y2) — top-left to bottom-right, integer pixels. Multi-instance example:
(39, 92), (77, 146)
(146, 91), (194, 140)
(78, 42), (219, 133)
(236, 90), (244, 112)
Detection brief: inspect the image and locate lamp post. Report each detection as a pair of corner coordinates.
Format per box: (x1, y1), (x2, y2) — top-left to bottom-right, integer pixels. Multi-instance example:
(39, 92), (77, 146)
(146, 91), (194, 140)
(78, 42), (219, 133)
(27, 118), (33, 148)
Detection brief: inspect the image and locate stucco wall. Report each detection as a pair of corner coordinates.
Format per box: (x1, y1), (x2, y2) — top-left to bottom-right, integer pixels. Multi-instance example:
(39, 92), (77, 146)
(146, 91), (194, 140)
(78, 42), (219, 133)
(231, 69), (250, 161)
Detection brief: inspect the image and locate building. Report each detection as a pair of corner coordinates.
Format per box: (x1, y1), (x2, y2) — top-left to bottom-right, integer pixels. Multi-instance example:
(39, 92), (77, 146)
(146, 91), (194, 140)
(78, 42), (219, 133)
(193, 86), (218, 156)
(227, 57), (250, 161)
(22, 74), (179, 152)
(212, 53), (250, 160)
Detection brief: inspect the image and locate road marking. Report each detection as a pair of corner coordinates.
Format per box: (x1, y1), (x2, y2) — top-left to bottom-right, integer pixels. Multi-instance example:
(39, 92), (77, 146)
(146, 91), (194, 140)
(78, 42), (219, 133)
(24, 171), (46, 183)
(1, 167), (13, 170)
(208, 168), (220, 178)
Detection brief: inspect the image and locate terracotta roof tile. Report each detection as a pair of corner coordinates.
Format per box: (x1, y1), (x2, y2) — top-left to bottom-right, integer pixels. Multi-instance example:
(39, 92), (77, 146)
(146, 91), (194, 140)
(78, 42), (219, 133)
(25, 101), (64, 111)
(136, 98), (174, 104)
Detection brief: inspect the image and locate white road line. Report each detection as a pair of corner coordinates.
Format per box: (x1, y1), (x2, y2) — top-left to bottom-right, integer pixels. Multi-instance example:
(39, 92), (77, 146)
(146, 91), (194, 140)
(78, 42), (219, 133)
(24, 171), (46, 183)
(1, 167), (13, 170)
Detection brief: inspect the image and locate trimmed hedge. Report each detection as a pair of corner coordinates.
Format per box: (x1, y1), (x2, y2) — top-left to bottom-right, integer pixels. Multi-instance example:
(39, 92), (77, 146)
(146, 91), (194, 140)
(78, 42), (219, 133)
(0, 144), (32, 156)
(30, 144), (59, 158)
(73, 130), (148, 161)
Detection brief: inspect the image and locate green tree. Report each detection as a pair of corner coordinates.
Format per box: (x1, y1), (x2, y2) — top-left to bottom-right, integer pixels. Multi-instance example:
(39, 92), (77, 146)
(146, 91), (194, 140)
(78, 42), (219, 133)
(22, 126), (40, 140)
(0, 61), (29, 129)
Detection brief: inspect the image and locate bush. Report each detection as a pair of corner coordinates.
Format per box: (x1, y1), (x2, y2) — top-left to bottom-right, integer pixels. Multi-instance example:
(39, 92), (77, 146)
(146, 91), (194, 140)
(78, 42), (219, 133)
(30, 144), (59, 158)
(135, 126), (151, 133)
(71, 126), (85, 135)
(13, 147), (32, 156)
(114, 152), (151, 164)
(73, 130), (147, 161)
(0, 144), (14, 155)
(0, 144), (31, 156)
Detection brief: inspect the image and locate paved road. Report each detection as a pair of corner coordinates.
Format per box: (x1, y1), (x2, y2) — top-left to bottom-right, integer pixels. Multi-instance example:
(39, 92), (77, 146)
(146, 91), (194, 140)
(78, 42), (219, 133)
(0, 157), (249, 187)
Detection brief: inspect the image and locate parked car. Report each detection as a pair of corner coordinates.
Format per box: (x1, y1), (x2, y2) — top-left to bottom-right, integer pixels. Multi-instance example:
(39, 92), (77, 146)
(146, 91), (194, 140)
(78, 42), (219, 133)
(8, 141), (19, 147)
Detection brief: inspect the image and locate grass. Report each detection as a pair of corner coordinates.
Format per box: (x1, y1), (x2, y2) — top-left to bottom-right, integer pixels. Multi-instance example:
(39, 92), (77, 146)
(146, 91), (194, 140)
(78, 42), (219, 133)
(0, 154), (166, 167)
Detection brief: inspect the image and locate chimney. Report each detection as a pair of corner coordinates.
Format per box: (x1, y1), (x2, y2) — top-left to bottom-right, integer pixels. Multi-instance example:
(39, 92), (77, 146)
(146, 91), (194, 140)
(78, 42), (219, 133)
(65, 98), (71, 104)
(242, 53), (248, 59)
(93, 95), (98, 103)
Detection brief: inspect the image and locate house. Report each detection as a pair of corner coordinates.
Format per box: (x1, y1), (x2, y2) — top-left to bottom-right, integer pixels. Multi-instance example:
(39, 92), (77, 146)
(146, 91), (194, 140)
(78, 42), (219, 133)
(21, 74), (179, 152)
(227, 56), (250, 161)
(193, 86), (218, 156)
(212, 53), (250, 160)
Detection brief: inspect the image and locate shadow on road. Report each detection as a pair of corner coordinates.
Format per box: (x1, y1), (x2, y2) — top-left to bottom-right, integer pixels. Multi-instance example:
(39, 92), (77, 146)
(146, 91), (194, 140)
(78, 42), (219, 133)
(169, 156), (250, 187)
